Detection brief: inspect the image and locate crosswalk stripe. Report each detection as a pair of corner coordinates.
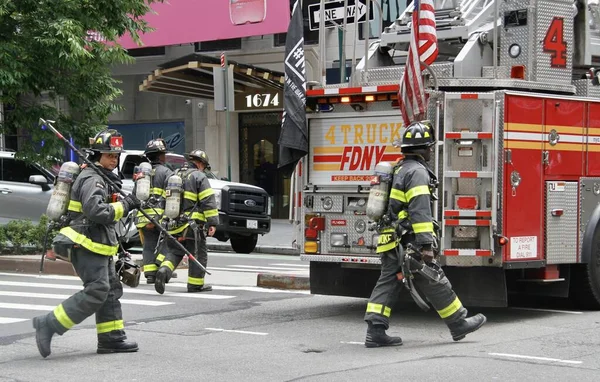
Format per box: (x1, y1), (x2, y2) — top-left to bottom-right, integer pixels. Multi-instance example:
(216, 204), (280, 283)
(230, 265), (309, 271)
(209, 267), (306, 275)
(0, 302), (56, 311)
(0, 291), (174, 306)
(0, 317), (30, 324)
(0, 281), (236, 300)
(166, 283), (310, 295)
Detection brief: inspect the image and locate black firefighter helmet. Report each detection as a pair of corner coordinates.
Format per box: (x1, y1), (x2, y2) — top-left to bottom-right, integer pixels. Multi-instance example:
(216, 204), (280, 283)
(401, 120), (436, 150)
(185, 149), (210, 167)
(144, 138), (169, 156)
(89, 129), (125, 154)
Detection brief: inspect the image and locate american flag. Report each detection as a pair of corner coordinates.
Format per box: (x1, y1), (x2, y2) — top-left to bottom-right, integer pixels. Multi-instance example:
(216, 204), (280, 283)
(398, 0), (438, 126)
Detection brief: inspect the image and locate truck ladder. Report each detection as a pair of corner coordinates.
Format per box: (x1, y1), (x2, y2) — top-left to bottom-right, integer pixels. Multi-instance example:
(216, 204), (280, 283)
(440, 92), (498, 261)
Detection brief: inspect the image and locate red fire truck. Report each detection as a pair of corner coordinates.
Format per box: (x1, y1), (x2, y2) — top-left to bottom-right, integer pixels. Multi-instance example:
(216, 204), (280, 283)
(295, 0), (600, 308)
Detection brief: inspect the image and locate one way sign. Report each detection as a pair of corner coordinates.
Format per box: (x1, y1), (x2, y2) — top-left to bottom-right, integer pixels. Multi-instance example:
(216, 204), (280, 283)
(308, 0), (374, 31)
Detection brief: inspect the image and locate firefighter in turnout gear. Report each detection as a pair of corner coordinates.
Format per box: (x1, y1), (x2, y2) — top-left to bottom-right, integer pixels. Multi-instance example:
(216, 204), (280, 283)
(364, 121), (487, 348)
(154, 149), (219, 294)
(33, 129), (142, 358)
(135, 139), (174, 284)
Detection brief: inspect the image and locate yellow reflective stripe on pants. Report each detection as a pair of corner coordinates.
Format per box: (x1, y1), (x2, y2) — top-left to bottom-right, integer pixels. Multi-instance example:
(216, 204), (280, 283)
(413, 222), (434, 234)
(96, 320), (124, 334)
(59, 227), (118, 256)
(110, 202), (124, 221)
(366, 302), (391, 317)
(161, 260), (175, 271)
(204, 209), (218, 218)
(188, 276), (205, 286)
(406, 185), (430, 201)
(68, 200), (82, 212)
(150, 188), (166, 197)
(156, 253), (165, 262)
(198, 188), (214, 201)
(53, 303), (75, 330)
(398, 210), (408, 219)
(143, 264), (158, 272)
(389, 188), (406, 202)
(184, 191), (198, 201)
(437, 297), (463, 319)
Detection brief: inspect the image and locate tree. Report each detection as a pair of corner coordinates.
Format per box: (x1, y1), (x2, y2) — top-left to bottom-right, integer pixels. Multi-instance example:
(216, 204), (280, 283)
(0, 0), (163, 165)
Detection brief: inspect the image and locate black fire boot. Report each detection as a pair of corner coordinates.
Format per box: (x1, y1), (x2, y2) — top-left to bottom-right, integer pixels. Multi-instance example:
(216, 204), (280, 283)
(97, 340), (139, 354)
(448, 313), (487, 341)
(146, 275), (156, 284)
(187, 284), (213, 293)
(365, 323), (403, 348)
(154, 267), (168, 295)
(32, 315), (56, 358)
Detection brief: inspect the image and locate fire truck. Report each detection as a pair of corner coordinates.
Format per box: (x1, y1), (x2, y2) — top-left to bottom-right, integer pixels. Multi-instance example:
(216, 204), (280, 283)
(294, 0), (600, 308)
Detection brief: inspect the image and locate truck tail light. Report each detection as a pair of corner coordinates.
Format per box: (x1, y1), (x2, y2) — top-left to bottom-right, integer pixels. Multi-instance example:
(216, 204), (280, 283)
(305, 228), (318, 239)
(304, 241), (319, 253)
(309, 217), (325, 231)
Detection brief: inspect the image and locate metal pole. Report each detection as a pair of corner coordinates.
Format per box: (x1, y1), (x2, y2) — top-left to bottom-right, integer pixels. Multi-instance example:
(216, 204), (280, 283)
(363, 0), (371, 83)
(319, 0), (327, 85)
(493, 0), (498, 78)
(341, 0), (349, 83)
(350, 0), (359, 85)
(223, 55), (232, 181)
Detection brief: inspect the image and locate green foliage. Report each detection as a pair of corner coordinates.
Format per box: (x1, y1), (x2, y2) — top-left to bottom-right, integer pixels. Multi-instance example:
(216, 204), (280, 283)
(3, 219), (36, 254)
(0, 0), (163, 167)
(1, 215), (60, 254)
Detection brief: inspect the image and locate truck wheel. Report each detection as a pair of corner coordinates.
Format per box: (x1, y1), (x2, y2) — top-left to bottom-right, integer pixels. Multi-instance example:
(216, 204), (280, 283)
(230, 234), (258, 254)
(570, 233), (600, 310)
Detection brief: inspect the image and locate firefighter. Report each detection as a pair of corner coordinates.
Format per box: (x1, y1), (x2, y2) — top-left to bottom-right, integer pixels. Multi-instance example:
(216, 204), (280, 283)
(135, 139), (174, 284)
(154, 149), (219, 294)
(363, 121), (487, 348)
(32, 129), (142, 358)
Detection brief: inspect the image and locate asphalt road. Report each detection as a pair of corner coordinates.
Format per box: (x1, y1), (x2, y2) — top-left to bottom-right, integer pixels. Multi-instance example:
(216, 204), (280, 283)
(1, 252), (600, 381)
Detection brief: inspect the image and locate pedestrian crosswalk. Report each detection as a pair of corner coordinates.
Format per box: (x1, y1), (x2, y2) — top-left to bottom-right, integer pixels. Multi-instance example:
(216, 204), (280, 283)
(0, 261), (309, 326)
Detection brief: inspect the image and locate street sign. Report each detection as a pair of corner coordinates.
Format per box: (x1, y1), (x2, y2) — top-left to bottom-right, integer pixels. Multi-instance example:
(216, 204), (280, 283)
(308, 0), (374, 31)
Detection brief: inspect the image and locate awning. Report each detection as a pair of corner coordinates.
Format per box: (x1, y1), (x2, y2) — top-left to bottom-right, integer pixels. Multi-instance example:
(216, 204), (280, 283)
(138, 53), (285, 99)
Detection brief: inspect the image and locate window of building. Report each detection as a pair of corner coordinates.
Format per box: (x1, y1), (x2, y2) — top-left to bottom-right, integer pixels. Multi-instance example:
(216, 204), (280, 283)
(127, 46), (166, 57)
(273, 0), (320, 47)
(195, 38), (242, 52)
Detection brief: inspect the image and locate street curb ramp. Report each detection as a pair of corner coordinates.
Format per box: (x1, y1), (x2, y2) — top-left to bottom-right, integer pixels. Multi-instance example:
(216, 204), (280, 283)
(256, 273), (310, 290)
(0, 256), (77, 276)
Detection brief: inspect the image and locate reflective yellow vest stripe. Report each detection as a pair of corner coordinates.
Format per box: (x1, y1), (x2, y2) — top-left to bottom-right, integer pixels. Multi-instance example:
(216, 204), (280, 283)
(68, 200), (82, 212)
(197, 188), (214, 201)
(110, 202), (124, 221)
(59, 227), (118, 256)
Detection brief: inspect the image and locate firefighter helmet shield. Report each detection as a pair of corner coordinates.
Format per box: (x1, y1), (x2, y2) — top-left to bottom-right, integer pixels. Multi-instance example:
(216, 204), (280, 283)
(401, 121), (435, 149)
(89, 129), (125, 153)
(144, 138), (168, 156)
(185, 149), (210, 166)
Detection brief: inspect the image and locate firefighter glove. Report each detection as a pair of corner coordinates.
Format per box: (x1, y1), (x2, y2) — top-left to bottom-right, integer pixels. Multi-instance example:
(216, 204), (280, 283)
(123, 194), (142, 210)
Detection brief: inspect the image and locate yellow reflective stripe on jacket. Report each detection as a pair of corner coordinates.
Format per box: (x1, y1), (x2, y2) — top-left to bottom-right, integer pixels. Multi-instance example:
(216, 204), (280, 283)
(389, 189), (406, 202)
(190, 211), (206, 221)
(136, 208), (164, 217)
(68, 200), (82, 212)
(437, 297), (463, 319)
(150, 187), (166, 197)
(412, 222), (434, 233)
(398, 210), (408, 220)
(53, 303), (75, 330)
(111, 202), (124, 221)
(184, 191), (198, 201)
(168, 222), (189, 235)
(365, 302), (392, 317)
(204, 209), (219, 218)
(197, 188), (214, 201)
(188, 276), (205, 286)
(59, 227), (118, 256)
(376, 241), (398, 253)
(96, 320), (124, 334)
(406, 185), (430, 201)
(376, 231), (397, 253)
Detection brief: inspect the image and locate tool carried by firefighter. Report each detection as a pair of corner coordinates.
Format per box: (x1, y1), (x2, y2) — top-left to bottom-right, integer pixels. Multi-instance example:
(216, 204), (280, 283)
(39, 118), (211, 276)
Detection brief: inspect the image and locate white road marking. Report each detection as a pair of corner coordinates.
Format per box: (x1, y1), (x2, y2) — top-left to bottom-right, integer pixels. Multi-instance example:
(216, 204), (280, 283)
(231, 265), (309, 271)
(0, 291), (174, 306)
(271, 263), (309, 268)
(0, 272), (80, 281)
(510, 307), (583, 315)
(340, 341), (365, 345)
(0, 317), (30, 324)
(0, 302), (56, 311)
(208, 266), (307, 275)
(205, 328), (268, 336)
(166, 283), (311, 295)
(489, 353), (582, 365)
(0, 281), (235, 300)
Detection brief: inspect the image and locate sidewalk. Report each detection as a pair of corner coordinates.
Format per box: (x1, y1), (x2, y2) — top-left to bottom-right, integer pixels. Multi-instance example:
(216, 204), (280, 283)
(207, 219), (300, 255)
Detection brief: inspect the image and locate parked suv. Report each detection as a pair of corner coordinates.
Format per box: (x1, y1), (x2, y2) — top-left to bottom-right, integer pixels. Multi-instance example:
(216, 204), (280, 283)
(0, 150), (57, 225)
(118, 151), (272, 254)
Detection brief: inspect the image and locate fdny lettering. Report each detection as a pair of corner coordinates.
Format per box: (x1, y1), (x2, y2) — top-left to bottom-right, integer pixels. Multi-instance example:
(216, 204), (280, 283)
(378, 234), (393, 245)
(340, 146), (386, 171)
(324, 123), (403, 145)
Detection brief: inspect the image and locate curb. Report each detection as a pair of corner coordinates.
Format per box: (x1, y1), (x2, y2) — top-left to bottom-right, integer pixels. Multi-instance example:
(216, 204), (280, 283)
(256, 273), (310, 290)
(207, 242), (300, 256)
(0, 257), (77, 276)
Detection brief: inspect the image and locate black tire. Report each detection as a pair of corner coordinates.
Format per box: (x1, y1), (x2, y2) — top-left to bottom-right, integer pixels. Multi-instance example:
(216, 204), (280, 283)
(230, 234), (258, 254)
(570, 229), (600, 310)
